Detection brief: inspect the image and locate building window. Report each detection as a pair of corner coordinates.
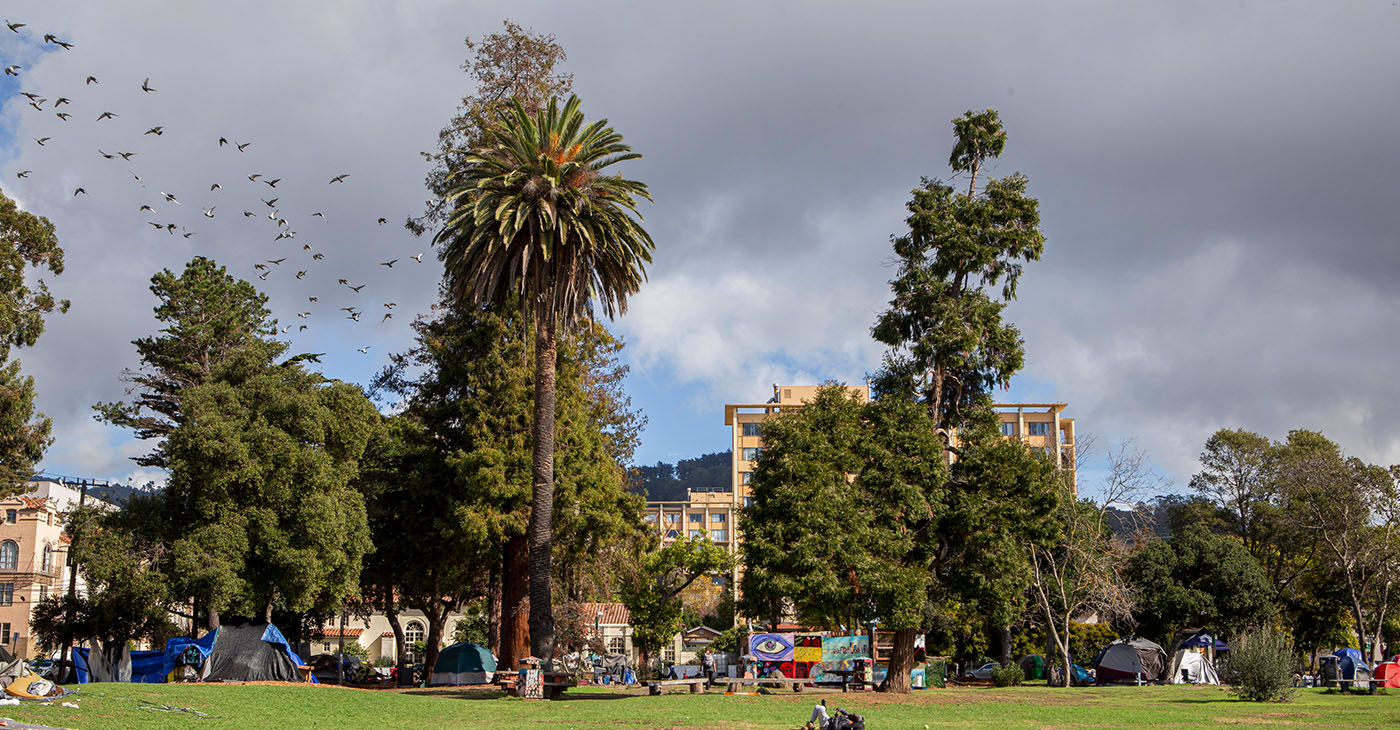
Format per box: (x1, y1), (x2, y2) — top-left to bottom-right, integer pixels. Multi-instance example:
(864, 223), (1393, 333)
(740, 472), (752, 485)
(405, 621), (425, 661)
(0, 584), (11, 606)
(1028, 422), (1049, 436)
(39, 585), (48, 602)
(323, 642), (334, 653)
(741, 423), (761, 437)
(742, 497), (754, 508)
(609, 637), (625, 654)
(664, 513), (680, 524)
(689, 529), (703, 540)
(741, 447), (764, 461)
(0, 623), (9, 644)
(41, 545), (52, 573)
(688, 513), (703, 523)
(0, 541), (16, 570)
(643, 514), (656, 522)
(999, 422), (1017, 437)
(3, 510), (13, 524)
(663, 646), (676, 664)
(711, 529), (727, 541)
(711, 513), (726, 524)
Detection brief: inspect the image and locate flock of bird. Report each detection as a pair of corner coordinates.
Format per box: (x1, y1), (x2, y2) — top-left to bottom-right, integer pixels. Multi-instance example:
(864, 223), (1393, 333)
(4, 18), (434, 353)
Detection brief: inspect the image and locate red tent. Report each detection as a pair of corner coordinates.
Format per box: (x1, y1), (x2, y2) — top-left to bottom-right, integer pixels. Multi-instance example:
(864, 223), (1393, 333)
(1374, 662), (1400, 689)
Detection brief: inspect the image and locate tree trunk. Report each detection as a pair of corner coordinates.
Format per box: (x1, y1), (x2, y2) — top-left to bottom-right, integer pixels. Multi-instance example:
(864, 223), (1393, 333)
(488, 557), (502, 657)
(386, 604), (410, 687)
(190, 598), (201, 638)
(881, 627), (917, 693)
(206, 605), (220, 632)
(528, 310), (558, 668)
(262, 601), (274, 625)
(500, 533), (530, 674)
(998, 625), (1013, 666)
(424, 603), (446, 683)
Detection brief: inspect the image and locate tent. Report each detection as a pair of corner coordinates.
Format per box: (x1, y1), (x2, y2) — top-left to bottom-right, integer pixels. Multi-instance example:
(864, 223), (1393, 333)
(309, 653), (365, 683)
(1095, 637), (1168, 683)
(204, 623), (308, 683)
(1373, 661), (1400, 689)
(1017, 655), (1045, 680)
(1178, 630), (1228, 652)
(594, 653), (635, 685)
(1320, 648), (1372, 685)
(1168, 650), (1220, 684)
(430, 642), (496, 685)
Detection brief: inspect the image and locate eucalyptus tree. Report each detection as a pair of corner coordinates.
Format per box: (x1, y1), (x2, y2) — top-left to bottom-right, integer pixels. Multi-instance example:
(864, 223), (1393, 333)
(435, 98), (653, 663)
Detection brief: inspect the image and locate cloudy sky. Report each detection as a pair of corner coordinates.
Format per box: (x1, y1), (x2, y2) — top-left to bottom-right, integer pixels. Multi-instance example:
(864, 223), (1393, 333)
(1, 2), (1397, 496)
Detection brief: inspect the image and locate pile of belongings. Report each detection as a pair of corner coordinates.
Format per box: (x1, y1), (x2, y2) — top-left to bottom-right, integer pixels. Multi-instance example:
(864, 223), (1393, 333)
(0, 659), (75, 701)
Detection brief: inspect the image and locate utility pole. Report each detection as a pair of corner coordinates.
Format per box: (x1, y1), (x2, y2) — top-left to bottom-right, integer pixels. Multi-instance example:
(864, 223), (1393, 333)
(58, 479), (89, 684)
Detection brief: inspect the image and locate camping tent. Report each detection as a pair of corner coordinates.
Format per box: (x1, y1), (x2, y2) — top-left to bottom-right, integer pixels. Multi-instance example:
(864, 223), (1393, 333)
(594, 653), (635, 685)
(1095, 637), (1168, 683)
(431, 642), (496, 685)
(1320, 648), (1372, 685)
(1018, 655), (1045, 680)
(309, 653), (365, 684)
(1373, 661), (1400, 688)
(203, 623), (307, 682)
(1178, 630), (1228, 652)
(1168, 650), (1220, 684)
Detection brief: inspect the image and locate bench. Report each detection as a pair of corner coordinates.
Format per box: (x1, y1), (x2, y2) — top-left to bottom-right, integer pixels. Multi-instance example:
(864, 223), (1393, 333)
(296, 665), (315, 683)
(1328, 678), (1383, 695)
(499, 671), (574, 699)
(724, 677), (808, 693)
(648, 678), (708, 695)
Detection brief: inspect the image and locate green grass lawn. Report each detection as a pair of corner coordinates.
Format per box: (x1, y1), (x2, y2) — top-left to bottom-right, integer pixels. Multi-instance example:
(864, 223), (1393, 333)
(2, 683), (1394, 729)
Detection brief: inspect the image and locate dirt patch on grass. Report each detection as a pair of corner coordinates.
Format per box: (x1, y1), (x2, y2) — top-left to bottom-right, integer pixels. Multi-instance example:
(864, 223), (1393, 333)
(1215, 712), (1319, 725)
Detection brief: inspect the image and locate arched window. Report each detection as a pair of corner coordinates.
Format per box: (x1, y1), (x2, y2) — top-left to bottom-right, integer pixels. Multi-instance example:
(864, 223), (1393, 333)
(0, 541), (17, 571)
(405, 621), (425, 662)
(41, 544), (52, 573)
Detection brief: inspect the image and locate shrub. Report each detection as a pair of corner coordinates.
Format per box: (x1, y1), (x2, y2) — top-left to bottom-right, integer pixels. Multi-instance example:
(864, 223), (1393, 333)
(1225, 626), (1297, 702)
(991, 664), (1025, 687)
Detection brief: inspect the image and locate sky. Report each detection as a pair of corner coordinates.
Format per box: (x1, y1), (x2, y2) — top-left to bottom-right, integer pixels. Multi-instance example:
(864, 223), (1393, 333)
(1, 2), (1397, 498)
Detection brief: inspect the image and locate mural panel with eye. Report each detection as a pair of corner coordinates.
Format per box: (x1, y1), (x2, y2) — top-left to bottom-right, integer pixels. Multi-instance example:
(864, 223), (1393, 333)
(750, 633), (795, 662)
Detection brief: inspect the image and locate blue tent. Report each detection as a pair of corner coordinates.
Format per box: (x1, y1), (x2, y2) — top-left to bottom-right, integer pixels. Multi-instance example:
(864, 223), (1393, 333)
(1179, 630), (1229, 652)
(1332, 648), (1370, 680)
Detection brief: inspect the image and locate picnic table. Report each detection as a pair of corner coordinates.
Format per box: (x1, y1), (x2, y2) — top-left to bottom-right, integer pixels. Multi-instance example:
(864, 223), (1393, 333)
(499, 670), (574, 699)
(648, 677), (709, 695)
(813, 668), (868, 692)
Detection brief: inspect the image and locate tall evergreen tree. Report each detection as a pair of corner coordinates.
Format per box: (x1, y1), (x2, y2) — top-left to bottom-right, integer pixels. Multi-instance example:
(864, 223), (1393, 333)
(434, 95), (654, 665)
(0, 189), (67, 489)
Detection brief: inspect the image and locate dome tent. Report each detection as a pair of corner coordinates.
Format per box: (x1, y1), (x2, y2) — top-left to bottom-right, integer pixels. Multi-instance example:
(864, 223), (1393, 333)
(1095, 636), (1168, 684)
(204, 623), (308, 683)
(431, 642), (497, 685)
(1168, 650), (1220, 684)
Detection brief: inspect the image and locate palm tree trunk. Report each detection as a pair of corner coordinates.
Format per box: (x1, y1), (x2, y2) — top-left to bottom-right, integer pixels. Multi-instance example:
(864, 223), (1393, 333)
(529, 309), (558, 667)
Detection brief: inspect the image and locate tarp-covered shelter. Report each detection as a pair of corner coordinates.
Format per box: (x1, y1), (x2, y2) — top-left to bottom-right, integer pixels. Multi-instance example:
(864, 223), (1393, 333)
(1320, 648), (1371, 685)
(1018, 655), (1045, 680)
(594, 653), (635, 685)
(1095, 637), (1168, 683)
(1178, 629), (1228, 652)
(430, 642), (496, 685)
(1169, 650), (1220, 684)
(309, 653), (364, 683)
(204, 623), (307, 683)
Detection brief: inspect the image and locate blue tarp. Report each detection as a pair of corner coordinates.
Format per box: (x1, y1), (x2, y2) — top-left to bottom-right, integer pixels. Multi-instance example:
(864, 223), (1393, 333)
(1334, 648), (1370, 679)
(1179, 630), (1229, 652)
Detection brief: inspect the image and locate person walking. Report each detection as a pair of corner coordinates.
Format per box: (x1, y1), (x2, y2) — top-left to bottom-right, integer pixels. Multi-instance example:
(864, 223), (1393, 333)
(702, 647), (716, 688)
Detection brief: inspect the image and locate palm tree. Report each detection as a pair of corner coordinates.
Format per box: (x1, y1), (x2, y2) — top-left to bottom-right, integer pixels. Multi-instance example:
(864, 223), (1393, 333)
(435, 95), (654, 667)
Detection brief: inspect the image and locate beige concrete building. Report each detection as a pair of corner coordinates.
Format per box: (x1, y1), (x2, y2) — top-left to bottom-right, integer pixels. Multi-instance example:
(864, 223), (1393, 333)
(0, 478), (113, 659)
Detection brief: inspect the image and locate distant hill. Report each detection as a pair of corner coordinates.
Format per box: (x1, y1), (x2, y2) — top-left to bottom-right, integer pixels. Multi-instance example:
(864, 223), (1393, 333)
(631, 451), (731, 502)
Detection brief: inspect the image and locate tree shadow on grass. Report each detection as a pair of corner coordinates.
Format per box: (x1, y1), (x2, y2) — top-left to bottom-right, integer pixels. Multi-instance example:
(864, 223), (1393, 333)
(401, 688), (636, 701)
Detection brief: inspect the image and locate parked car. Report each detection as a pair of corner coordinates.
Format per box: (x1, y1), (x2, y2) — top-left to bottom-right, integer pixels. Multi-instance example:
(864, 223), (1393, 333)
(968, 662), (1001, 680)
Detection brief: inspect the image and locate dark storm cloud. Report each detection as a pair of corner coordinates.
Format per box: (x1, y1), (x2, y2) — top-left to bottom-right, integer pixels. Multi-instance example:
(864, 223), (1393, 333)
(1, 1), (1397, 482)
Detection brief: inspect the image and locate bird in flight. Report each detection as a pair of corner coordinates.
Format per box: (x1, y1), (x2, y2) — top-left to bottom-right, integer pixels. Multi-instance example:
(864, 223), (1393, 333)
(203, 207), (215, 218)
(262, 198), (278, 207)
(264, 178), (281, 188)
(97, 111), (118, 121)
(147, 222), (163, 229)
(312, 253), (325, 260)
(130, 171), (145, 186)
(299, 325), (308, 332)
(384, 303), (397, 309)
(411, 253), (424, 263)
(237, 142), (251, 152)
(34, 137), (50, 146)
(20, 92), (39, 101)
(55, 112), (71, 121)
(5, 20), (24, 32)
(98, 150), (116, 160)
(182, 230), (195, 239)
(376, 218), (387, 225)
(3, 65), (19, 77)
(210, 183), (222, 191)
(141, 77), (156, 92)
(54, 97), (70, 106)
(267, 258), (286, 266)
(259, 271), (271, 280)
(382, 313), (393, 322)
(144, 126), (164, 136)
(308, 297), (318, 302)
(280, 325), (293, 334)
(357, 346), (371, 354)
(329, 174), (350, 184)
(118, 151), (137, 160)
(348, 284), (366, 293)
(248, 174), (262, 182)
(337, 279), (349, 286)
(160, 191), (179, 204)
(73, 187), (86, 196)
(139, 205), (153, 212)
(15, 170), (31, 179)
(218, 137), (228, 147)
(243, 210), (255, 218)
(43, 35), (74, 50)
(380, 259), (398, 268)
(296, 271), (307, 280)
(311, 212), (325, 219)
(85, 75), (98, 84)
(253, 263), (268, 271)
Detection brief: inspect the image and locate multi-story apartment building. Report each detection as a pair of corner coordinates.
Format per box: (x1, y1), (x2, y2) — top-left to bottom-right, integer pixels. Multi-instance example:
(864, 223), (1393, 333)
(0, 478), (111, 659)
(643, 385), (1078, 621)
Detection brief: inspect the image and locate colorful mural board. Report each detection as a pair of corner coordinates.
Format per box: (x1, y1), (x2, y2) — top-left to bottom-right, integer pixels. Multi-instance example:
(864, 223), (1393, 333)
(809, 635), (872, 682)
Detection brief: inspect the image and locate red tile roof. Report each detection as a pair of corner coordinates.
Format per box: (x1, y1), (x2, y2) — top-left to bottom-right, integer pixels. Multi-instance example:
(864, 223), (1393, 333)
(580, 602), (630, 625)
(310, 628), (364, 639)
